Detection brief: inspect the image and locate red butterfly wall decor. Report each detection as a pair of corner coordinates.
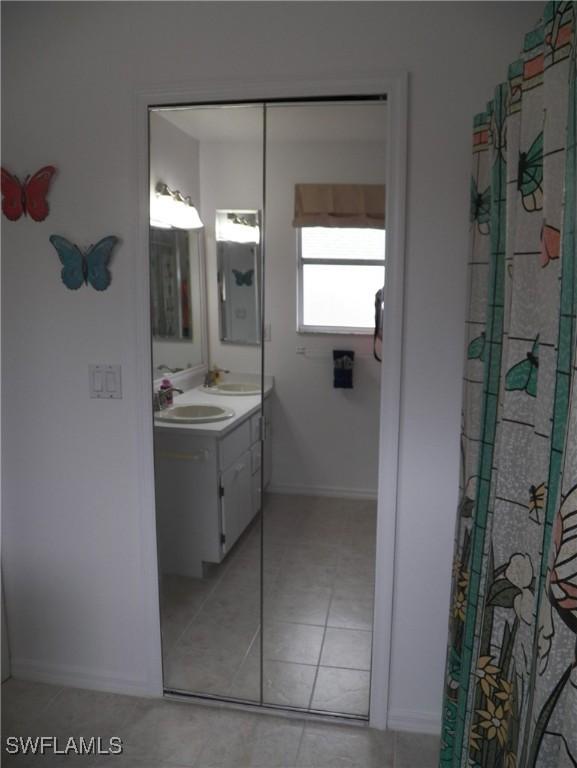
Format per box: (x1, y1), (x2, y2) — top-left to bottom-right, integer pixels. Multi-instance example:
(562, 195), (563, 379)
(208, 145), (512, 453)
(1, 166), (56, 222)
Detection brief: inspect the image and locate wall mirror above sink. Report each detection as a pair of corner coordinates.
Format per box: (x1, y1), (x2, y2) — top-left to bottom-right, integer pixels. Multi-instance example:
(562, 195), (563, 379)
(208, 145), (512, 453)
(216, 209), (262, 346)
(149, 226), (207, 379)
(150, 227), (193, 342)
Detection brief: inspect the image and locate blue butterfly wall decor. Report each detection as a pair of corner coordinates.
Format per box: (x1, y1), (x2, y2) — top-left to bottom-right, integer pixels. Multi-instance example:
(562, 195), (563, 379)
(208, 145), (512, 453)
(49, 235), (118, 291)
(232, 268), (254, 287)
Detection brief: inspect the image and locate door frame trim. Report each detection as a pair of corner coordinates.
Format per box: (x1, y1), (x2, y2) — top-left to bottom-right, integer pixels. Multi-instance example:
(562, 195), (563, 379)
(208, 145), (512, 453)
(134, 72), (408, 729)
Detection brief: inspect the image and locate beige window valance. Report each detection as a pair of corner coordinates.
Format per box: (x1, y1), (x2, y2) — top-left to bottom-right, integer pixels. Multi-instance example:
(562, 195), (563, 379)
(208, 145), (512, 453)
(293, 183), (385, 229)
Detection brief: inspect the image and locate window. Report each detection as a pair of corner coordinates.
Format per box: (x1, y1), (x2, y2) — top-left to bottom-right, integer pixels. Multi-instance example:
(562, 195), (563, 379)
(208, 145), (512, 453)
(297, 227), (385, 333)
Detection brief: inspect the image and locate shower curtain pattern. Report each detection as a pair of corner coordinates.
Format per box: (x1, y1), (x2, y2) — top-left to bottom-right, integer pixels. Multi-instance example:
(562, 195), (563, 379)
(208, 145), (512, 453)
(440, 4), (577, 767)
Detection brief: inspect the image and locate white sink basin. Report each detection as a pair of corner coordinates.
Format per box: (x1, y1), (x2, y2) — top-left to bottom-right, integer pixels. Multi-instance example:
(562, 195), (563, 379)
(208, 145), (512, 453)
(156, 404), (235, 424)
(201, 382), (261, 396)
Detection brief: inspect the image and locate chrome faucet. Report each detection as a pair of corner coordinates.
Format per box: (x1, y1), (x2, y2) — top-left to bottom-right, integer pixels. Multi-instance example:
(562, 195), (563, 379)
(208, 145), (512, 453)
(153, 386), (184, 411)
(204, 366), (230, 388)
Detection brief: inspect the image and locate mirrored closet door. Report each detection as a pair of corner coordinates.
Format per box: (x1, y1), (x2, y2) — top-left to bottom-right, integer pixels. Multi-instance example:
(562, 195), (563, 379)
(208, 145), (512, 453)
(150, 98), (385, 719)
(261, 102), (385, 717)
(150, 103), (264, 703)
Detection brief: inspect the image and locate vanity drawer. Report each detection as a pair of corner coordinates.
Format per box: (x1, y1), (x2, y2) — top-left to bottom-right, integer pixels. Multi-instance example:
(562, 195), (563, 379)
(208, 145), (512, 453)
(154, 431), (215, 463)
(219, 420), (251, 471)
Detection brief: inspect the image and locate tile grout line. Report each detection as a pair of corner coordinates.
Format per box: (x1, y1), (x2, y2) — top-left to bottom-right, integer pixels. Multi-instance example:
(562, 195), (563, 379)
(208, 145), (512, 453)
(294, 715), (308, 767)
(306, 506), (341, 714)
(307, 619), (327, 712)
(226, 623), (262, 699)
(309, 506), (370, 716)
(21, 684), (67, 721)
(163, 535), (241, 656)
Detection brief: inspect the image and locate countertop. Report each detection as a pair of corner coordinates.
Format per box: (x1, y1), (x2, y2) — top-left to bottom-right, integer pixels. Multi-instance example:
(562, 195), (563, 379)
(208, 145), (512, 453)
(153, 381), (272, 438)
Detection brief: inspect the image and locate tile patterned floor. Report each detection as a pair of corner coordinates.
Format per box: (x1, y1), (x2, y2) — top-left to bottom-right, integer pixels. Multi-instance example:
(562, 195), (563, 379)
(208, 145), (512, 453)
(160, 494), (377, 716)
(1, 679), (441, 767)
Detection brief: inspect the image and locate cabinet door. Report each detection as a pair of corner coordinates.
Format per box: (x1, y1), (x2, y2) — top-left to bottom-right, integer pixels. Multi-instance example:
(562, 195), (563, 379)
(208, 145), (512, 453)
(154, 432), (219, 577)
(220, 448), (253, 554)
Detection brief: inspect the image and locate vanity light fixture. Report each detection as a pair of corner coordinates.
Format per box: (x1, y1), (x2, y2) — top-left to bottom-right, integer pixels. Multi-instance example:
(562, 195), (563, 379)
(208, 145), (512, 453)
(150, 181), (204, 230)
(215, 210), (260, 244)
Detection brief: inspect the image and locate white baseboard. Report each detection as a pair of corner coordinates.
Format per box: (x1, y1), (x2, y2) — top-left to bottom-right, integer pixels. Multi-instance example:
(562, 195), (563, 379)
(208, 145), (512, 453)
(387, 709), (442, 735)
(10, 658), (161, 698)
(267, 483), (378, 501)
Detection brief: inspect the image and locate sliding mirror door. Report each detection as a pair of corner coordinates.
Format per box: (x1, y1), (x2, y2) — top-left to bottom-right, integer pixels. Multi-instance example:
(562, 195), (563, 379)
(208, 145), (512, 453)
(151, 104), (265, 702)
(151, 97), (386, 718)
(261, 101), (386, 716)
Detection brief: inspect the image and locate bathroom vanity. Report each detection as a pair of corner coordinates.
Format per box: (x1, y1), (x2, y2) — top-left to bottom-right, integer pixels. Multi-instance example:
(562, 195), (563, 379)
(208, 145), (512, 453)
(154, 385), (272, 578)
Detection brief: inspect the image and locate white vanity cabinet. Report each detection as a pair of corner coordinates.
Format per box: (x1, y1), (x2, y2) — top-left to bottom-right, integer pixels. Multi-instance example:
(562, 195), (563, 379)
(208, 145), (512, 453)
(155, 396), (271, 578)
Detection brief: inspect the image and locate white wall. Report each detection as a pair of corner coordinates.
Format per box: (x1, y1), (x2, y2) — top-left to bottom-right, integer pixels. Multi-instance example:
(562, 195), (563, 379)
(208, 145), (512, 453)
(2, 582), (10, 682)
(150, 113), (204, 372)
(1, 1), (538, 728)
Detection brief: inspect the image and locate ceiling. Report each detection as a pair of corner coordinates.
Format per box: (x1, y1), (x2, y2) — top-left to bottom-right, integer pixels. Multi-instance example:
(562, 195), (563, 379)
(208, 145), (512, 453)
(155, 102), (387, 143)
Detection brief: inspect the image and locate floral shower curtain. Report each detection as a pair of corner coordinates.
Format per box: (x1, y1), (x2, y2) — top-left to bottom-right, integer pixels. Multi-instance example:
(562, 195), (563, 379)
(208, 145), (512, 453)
(440, 4), (577, 767)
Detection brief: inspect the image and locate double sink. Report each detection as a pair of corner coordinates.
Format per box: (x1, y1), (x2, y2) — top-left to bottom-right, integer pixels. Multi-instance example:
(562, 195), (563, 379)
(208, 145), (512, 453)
(155, 381), (261, 424)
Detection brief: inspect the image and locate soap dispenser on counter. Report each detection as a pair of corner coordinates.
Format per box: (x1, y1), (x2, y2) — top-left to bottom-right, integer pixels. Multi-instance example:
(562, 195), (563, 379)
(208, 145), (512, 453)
(160, 378), (174, 407)
(153, 379), (184, 412)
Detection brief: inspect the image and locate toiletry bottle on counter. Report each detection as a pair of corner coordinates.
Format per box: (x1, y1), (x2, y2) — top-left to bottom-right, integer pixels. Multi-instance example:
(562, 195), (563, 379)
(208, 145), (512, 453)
(160, 378), (173, 406)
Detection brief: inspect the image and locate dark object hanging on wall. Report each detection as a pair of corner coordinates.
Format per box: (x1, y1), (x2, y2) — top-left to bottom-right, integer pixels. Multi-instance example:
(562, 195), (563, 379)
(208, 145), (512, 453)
(1, 166), (56, 221)
(374, 287), (384, 362)
(333, 350), (354, 389)
(49, 234), (119, 291)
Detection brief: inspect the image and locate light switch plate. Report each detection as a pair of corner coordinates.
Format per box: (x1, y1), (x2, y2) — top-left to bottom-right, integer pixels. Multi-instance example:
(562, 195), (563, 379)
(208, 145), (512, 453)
(89, 365), (122, 399)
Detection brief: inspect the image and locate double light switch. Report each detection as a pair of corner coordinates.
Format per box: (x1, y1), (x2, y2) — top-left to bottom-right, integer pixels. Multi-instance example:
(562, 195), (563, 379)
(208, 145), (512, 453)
(89, 365), (122, 399)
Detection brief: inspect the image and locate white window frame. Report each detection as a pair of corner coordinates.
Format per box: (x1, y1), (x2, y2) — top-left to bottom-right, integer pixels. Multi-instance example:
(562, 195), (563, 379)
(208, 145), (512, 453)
(296, 228), (385, 334)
